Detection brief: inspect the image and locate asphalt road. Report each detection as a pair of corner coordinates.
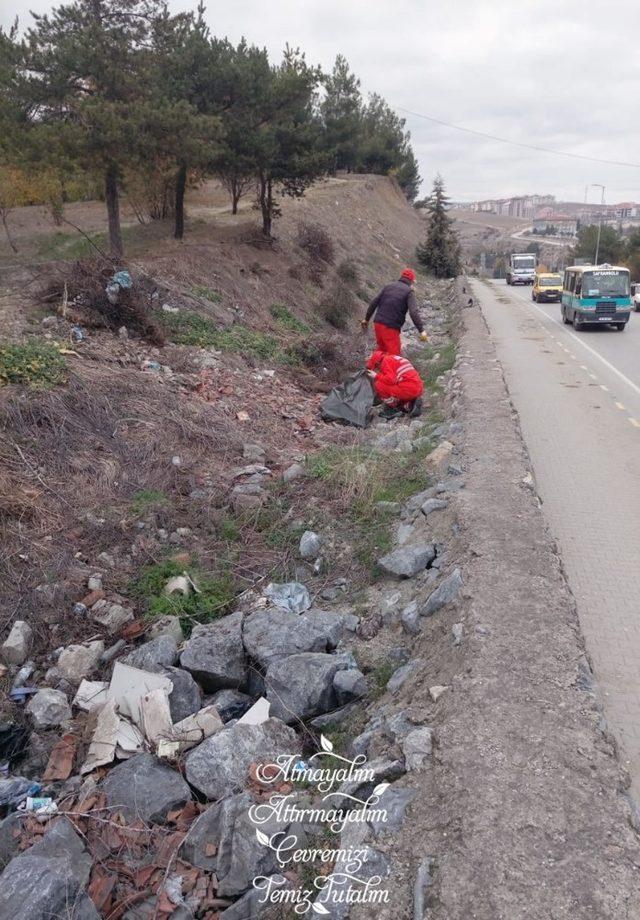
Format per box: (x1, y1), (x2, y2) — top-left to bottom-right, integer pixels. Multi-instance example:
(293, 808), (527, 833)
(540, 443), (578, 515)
(471, 277), (640, 800)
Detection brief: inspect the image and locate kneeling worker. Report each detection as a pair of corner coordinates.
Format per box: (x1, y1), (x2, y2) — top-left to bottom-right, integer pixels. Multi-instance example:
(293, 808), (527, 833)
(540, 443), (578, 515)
(361, 268), (428, 355)
(366, 349), (424, 419)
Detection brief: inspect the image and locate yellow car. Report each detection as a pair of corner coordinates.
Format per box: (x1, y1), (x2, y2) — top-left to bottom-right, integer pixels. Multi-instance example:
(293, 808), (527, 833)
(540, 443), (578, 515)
(532, 273), (563, 303)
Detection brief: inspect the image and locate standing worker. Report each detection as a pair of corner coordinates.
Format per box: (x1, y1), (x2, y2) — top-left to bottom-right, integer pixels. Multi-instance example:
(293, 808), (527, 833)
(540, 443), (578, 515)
(361, 268), (429, 355)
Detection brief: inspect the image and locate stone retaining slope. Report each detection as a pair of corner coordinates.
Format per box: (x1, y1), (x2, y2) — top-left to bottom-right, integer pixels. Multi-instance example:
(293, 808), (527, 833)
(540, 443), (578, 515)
(417, 301), (640, 918)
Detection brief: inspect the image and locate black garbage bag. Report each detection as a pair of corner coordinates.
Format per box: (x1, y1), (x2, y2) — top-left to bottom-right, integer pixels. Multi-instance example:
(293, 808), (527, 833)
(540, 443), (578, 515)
(321, 370), (374, 428)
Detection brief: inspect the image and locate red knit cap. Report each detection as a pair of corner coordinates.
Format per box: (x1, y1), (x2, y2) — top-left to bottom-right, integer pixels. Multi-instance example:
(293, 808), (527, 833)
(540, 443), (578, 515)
(400, 268), (416, 283)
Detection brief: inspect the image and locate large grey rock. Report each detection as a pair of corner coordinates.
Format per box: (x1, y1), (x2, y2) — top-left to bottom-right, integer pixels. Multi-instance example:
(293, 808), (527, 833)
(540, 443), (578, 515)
(146, 615), (184, 644)
(0, 819), (92, 920)
(414, 856), (436, 919)
(102, 753), (191, 823)
(332, 668), (367, 706)
(282, 462), (304, 483)
(404, 488), (434, 514)
(402, 728), (434, 771)
(185, 718), (299, 800)
(122, 635), (178, 673)
(387, 658), (424, 694)
(242, 608), (344, 667)
(299, 530), (322, 560)
(420, 567), (462, 617)
(221, 877), (292, 919)
(420, 498), (448, 516)
(180, 612), (247, 691)
(57, 641), (104, 682)
(208, 688), (253, 722)
(315, 843), (391, 919)
(1, 621), (33, 666)
(26, 688), (71, 727)
(91, 601), (134, 634)
(401, 601), (421, 635)
(265, 653), (350, 723)
(0, 813), (22, 868)
(377, 544), (436, 579)
(181, 792), (288, 897)
(368, 787), (415, 836)
(164, 666), (202, 723)
(243, 443), (266, 464)
(264, 582), (311, 614)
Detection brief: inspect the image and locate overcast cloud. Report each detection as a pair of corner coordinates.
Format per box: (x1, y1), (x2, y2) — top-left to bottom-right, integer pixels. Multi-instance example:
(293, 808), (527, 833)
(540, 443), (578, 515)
(4, 0), (640, 203)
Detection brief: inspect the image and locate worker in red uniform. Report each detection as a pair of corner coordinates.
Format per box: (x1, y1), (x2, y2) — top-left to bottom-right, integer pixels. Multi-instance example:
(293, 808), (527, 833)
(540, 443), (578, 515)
(361, 268), (428, 355)
(366, 349), (424, 419)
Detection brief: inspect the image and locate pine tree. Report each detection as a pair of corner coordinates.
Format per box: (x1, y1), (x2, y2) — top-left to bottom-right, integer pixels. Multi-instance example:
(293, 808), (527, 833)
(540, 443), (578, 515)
(21, 0), (182, 258)
(416, 175), (461, 278)
(396, 148), (421, 202)
(320, 55), (363, 174)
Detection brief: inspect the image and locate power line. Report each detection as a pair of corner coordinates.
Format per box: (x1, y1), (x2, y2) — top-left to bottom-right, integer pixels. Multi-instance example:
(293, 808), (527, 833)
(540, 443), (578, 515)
(396, 106), (640, 170)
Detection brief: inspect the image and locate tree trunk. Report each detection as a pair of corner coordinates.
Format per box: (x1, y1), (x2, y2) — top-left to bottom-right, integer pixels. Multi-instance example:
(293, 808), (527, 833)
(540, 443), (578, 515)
(174, 161), (187, 240)
(231, 180), (240, 215)
(0, 209), (18, 253)
(259, 173), (272, 238)
(105, 167), (123, 259)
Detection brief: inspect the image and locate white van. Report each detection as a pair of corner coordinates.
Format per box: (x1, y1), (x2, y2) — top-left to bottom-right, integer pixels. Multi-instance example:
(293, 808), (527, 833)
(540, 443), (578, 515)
(631, 282), (640, 312)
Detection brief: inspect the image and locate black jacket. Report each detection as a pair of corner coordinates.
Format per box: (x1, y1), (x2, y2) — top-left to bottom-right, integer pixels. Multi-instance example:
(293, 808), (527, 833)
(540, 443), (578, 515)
(365, 278), (423, 332)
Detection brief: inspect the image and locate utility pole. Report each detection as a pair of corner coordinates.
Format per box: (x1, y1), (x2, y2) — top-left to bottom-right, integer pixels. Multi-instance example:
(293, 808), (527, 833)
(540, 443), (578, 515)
(592, 184), (605, 264)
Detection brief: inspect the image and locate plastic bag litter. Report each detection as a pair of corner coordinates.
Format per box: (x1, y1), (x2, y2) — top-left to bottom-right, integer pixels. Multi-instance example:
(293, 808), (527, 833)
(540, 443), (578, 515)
(320, 370), (374, 429)
(112, 270), (133, 290)
(264, 581), (311, 615)
(0, 777), (41, 816)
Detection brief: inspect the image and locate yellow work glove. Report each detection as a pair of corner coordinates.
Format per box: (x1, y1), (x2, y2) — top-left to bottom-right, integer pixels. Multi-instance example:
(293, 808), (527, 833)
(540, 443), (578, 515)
(360, 319), (369, 331)
(419, 331), (429, 342)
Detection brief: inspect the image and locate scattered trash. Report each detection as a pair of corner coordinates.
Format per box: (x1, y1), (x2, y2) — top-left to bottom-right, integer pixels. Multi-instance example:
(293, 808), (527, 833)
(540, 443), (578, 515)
(73, 602), (87, 616)
(112, 270), (133, 290)
(236, 410), (250, 422)
(105, 282), (120, 305)
(21, 796), (58, 820)
(168, 705), (223, 750)
(171, 455), (182, 467)
(70, 325), (85, 343)
(12, 661), (35, 690)
(140, 687), (173, 747)
(237, 697), (270, 726)
(162, 303), (179, 313)
(0, 777), (41, 817)
(157, 739), (181, 760)
(107, 662), (173, 727)
(320, 370), (374, 428)
(99, 640), (126, 665)
(73, 679), (109, 712)
(142, 359), (162, 372)
(9, 687), (38, 703)
(164, 573), (197, 597)
(264, 581), (312, 615)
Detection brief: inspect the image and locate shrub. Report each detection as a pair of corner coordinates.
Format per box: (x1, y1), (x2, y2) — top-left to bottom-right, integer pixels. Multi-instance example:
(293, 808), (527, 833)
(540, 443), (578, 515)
(319, 281), (357, 330)
(161, 311), (281, 359)
(336, 258), (360, 286)
(132, 558), (236, 633)
(269, 304), (309, 333)
(297, 222), (335, 265)
(0, 342), (66, 388)
(191, 285), (222, 304)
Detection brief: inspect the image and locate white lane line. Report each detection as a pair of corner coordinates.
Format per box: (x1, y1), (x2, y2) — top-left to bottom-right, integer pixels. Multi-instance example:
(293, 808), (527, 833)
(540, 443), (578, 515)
(600, 385), (609, 391)
(629, 418), (640, 428)
(589, 373), (597, 380)
(580, 365), (588, 370)
(524, 298), (640, 400)
(615, 401), (626, 411)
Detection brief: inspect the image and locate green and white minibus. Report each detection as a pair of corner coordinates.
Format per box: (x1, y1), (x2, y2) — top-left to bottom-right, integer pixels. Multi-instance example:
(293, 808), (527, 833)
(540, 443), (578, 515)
(561, 264), (631, 331)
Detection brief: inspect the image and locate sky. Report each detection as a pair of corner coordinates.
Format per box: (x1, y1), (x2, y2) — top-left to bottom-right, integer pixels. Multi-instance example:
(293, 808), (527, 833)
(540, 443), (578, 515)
(4, 0), (640, 203)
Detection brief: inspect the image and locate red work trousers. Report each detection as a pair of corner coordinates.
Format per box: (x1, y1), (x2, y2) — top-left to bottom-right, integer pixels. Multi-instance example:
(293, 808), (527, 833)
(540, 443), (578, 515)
(374, 374), (423, 406)
(374, 322), (401, 356)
